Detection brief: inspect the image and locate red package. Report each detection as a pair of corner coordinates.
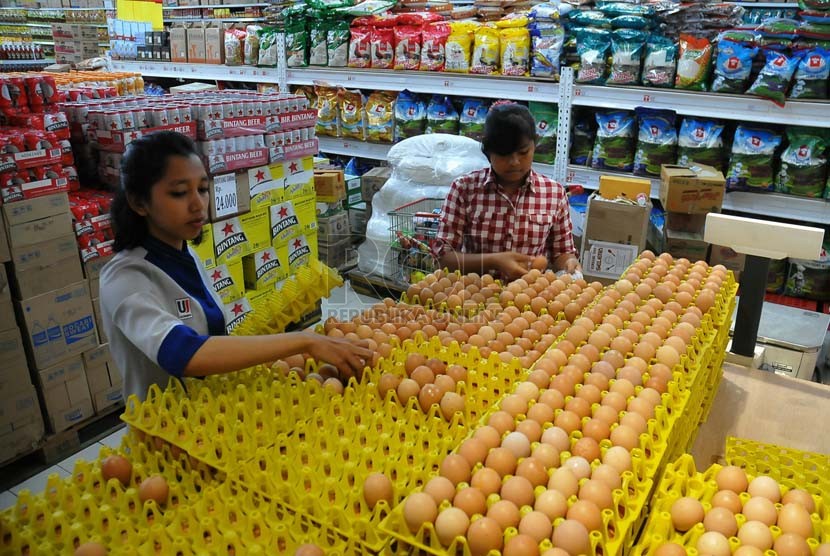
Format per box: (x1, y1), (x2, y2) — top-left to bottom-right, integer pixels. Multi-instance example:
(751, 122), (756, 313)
(421, 22), (450, 71)
(59, 139), (74, 166)
(397, 12), (444, 26)
(76, 229), (106, 250)
(63, 165), (80, 191)
(371, 26), (395, 69)
(395, 26), (422, 70)
(348, 26), (372, 68)
(24, 131), (49, 152)
(94, 192), (113, 213)
(1, 133), (25, 154)
(0, 170), (25, 189)
(0, 77), (29, 114)
(371, 14), (399, 27)
(351, 16), (375, 26)
(30, 164), (61, 182)
(70, 198), (100, 221)
(24, 76), (46, 112)
(43, 112), (70, 139)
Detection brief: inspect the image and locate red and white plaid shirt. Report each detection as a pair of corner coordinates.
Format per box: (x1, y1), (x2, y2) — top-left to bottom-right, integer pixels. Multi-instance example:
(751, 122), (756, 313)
(435, 167), (576, 263)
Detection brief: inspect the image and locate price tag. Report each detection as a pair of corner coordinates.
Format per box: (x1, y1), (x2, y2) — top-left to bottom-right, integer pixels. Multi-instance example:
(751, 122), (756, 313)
(527, 85), (538, 93)
(642, 94), (653, 103)
(346, 75), (355, 81)
(443, 80), (452, 88)
(213, 173), (239, 219)
(574, 88), (583, 97)
(567, 170), (576, 181)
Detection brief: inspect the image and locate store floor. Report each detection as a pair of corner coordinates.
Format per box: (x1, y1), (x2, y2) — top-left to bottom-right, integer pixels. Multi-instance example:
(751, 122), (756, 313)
(0, 281), (380, 512)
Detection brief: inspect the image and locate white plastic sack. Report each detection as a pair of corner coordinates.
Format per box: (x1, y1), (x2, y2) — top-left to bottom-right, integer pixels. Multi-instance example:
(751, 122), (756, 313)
(357, 134), (489, 278)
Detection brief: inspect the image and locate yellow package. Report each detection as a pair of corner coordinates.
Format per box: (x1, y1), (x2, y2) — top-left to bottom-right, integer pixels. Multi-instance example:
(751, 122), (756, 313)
(494, 14), (529, 28)
(366, 91), (396, 143)
(314, 85), (339, 137)
(339, 88), (366, 141)
(445, 21), (478, 73)
(500, 27), (530, 76)
(471, 25), (500, 75)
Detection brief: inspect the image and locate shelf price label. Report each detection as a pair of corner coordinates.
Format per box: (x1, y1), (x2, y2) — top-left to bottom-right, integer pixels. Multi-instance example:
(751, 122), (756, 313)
(213, 173), (239, 219)
(346, 75), (355, 81)
(574, 88), (583, 97)
(443, 80), (452, 88)
(642, 94), (653, 103)
(527, 85), (538, 93)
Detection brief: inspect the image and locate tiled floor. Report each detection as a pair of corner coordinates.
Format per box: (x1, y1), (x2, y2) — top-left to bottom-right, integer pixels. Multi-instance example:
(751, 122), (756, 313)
(1, 281), (381, 513)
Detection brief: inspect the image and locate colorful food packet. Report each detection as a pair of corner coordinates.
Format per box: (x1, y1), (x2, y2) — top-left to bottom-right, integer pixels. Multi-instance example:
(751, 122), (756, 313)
(675, 34), (713, 90)
(348, 26), (372, 68)
(726, 125), (783, 191)
(642, 35), (677, 87)
(591, 110), (636, 172)
(530, 24), (565, 78)
(394, 25), (422, 70)
(500, 27), (530, 76)
(459, 98), (491, 142)
(633, 107), (677, 177)
(747, 49), (801, 106)
(776, 127), (828, 197)
(366, 91), (396, 143)
(576, 28), (611, 84)
(421, 22), (451, 71)
(677, 117), (726, 172)
(529, 101), (558, 164)
(711, 40), (759, 94)
(395, 89), (428, 140)
(471, 25), (500, 74)
(607, 29), (645, 85)
(790, 47), (829, 98)
(426, 95), (460, 134)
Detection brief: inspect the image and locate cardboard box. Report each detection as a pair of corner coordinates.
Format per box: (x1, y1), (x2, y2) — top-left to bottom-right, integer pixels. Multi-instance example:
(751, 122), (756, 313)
(92, 297), (105, 343)
(186, 24), (206, 63)
(0, 296), (15, 331)
(169, 26), (188, 63)
(318, 237), (354, 269)
(709, 245), (746, 280)
(240, 208), (270, 252)
(0, 327), (26, 365)
(314, 169), (346, 202)
(189, 224), (215, 269)
(91, 384), (123, 413)
(0, 264), (9, 299)
(207, 260), (245, 303)
(6, 212), (73, 248)
(223, 296), (252, 334)
(665, 229), (709, 262)
(580, 194), (651, 281)
(348, 203), (369, 239)
(82, 343), (123, 412)
(659, 164), (726, 214)
(11, 254), (84, 299)
(270, 196), (317, 247)
(204, 24), (224, 64)
(248, 163), (285, 210)
(598, 175), (651, 201)
(243, 246), (287, 290)
(0, 358), (30, 397)
(9, 233), (78, 273)
(0, 212), (9, 263)
(318, 210), (350, 240)
(2, 193), (69, 226)
(210, 171), (252, 222)
(360, 166), (391, 203)
(283, 157), (315, 200)
(39, 356), (94, 432)
(0, 384), (40, 429)
(285, 232), (318, 275)
(212, 216), (250, 266)
(83, 252), (114, 281)
(17, 281), (97, 370)
(665, 212), (707, 235)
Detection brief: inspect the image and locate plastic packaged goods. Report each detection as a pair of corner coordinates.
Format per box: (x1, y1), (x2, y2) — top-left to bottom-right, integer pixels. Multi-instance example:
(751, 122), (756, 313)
(747, 49), (801, 105)
(421, 22), (451, 71)
(529, 101), (558, 164)
(633, 107), (678, 177)
(258, 27), (278, 66)
(224, 27), (246, 66)
(790, 47), (830, 98)
(576, 28), (611, 83)
(530, 24), (565, 78)
(591, 109), (636, 172)
(244, 25), (262, 66)
(327, 20), (351, 66)
(348, 25), (372, 67)
(726, 125), (783, 191)
(677, 117), (727, 172)
(426, 95), (459, 135)
(458, 98), (490, 142)
(315, 85), (340, 137)
(786, 244), (830, 299)
(499, 27), (530, 75)
(675, 34), (713, 90)
(642, 35), (678, 87)
(309, 20), (329, 66)
(339, 88), (366, 140)
(371, 26), (395, 68)
(366, 90), (396, 142)
(710, 40), (759, 93)
(395, 89), (428, 141)
(394, 25), (422, 70)
(570, 109), (597, 166)
(775, 127), (828, 197)
(471, 25), (500, 74)
(286, 20), (309, 67)
(607, 29), (646, 85)
(445, 21), (476, 73)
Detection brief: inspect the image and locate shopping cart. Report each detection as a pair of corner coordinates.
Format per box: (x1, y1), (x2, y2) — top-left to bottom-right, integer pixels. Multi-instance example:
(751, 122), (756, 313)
(388, 197), (444, 284)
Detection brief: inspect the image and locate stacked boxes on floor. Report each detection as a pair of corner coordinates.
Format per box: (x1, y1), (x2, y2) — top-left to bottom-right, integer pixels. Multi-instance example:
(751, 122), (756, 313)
(659, 164), (726, 261)
(314, 167), (355, 271)
(356, 166), (390, 241)
(51, 23), (103, 65)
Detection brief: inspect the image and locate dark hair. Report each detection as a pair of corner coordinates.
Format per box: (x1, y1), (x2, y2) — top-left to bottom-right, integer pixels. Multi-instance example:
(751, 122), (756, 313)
(481, 103), (537, 157)
(112, 131), (202, 251)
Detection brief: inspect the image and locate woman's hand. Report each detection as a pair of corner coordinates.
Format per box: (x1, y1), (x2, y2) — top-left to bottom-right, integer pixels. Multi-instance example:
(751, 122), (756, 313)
(494, 251), (535, 281)
(302, 332), (373, 381)
(554, 253), (582, 275)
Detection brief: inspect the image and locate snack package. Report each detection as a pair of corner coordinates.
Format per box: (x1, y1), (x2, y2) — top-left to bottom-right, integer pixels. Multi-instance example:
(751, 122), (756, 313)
(224, 28), (246, 66)
(315, 86), (340, 137)
(642, 35), (677, 87)
(340, 89), (366, 140)
(371, 26), (395, 69)
(530, 3), (560, 21)
(459, 98), (490, 142)
(569, 10), (611, 28)
(677, 117), (727, 172)
(286, 21), (309, 67)
(529, 101), (558, 164)
(471, 25), (500, 74)
(608, 29), (645, 85)
(776, 127), (828, 197)
(394, 25), (422, 70)
(530, 24), (565, 78)
(309, 20), (329, 66)
(592, 110), (635, 172)
(327, 20), (350, 67)
(395, 90), (428, 140)
(612, 15), (650, 30)
(366, 91), (396, 143)
(500, 27), (530, 76)
(570, 109), (596, 166)
(633, 107), (677, 176)
(348, 26), (372, 68)
(786, 247), (830, 300)
(258, 27), (278, 66)
(726, 125), (783, 191)
(421, 22), (450, 71)
(494, 14), (529, 29)
(245, 25), (262, 66)
(24, 75), (59, 112)
(675, 34), (713, 90)
(747, 49), (801, 105)
(445, 22), (476, 73)
(710, 40), (759, 94)
(294, 85), (317, 108)
(790, 47), (830, 98)
(598, 2), (655, 18)
(426, 95), (460, 135)
(576, 29), (611, 84)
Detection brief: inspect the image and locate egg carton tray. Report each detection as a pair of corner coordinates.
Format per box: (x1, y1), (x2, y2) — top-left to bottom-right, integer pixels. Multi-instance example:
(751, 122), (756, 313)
(378, 445), (654, 556)
(726, 437), (830, 501)
(631, 453), (830, 556)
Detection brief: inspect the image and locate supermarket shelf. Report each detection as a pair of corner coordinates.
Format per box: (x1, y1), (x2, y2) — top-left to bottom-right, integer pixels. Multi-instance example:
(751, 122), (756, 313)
(318, 136), (393, 160)
(722, 191), (830, 225)
(110, 59), (276, 80)
(566, 165), (662, 199)
(163, 2), (267, 8)
(163, 16), (263, 22)
(32, 39), (54, 44)
(573, 84), (830, 128)
(727, 2), (797, 6)
(23, 22), (53, 27)
(0, 58), (54, 65)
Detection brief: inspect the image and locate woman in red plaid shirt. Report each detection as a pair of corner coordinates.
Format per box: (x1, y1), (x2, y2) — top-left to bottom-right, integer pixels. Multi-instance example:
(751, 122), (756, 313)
(436, 103), (581, 281)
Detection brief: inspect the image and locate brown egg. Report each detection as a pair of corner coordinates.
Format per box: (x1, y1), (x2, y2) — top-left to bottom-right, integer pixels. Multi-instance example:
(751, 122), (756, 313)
(565, 397), (592, 420)
(363, 472), (394, 510)
(527, 402), (555, 425)
(551, 519), (590, 556)
(101, 455), (132, 487)
(697, 531), (731, 556)
(486, 447), (518, 478)
(742, 497), (778, 526)
(738, 520), (773, 551)
(591, 464), (622, 491)
(501, 475), (535, 508)
(397, 378), (421, 404)
(781, 489), (816, 513)
(711, 489), (743, 514)
(567, 499), (603, 532)
(504, 534), (541, 556)
(488, 499), (521, 530)
(454, 487), (487, 518)
(572, 437), (601, 463)
(74, 542), (107, 556)
(404, 492), (439, 532)
(610, 424), (640, 451)
(734, 546), (765, 556)
(520, 510), (553, 543)
(138, 475), (169, 505)
(703, 506), (738, 537)
(488, 411), (517, 435)
(424, 477), (456, 504)
(548, 467), (579, 499)
(541, 426), (571, 452)
(716, 465), (749, 493)
(532, 443), (559, 470)
(815, 544), (830, 556)
(435, 507), (471, 547)
(627, 398), (656, 421)
(619, 411), (648, 435)
(592, 405), (619, 427)
(582, 419), (611, 443)
(466, 517), (503, 556)
(539, 389), (566, 411)
(601, 392), (628, 414)
(517, 420), (543, 443)
(603, 446), (632, 473)
(474, 426), (502, 450)
(564, 456), (592, 480)
(777, 503), (814, 538)
(419, 384), (443, 413)
(774, 533), (811, 556)
(553, 410), (581, 435)
(469, 468), (499, 497)
(748, 475), (781, 502)
(441, 454), (472, 486)
(579, 479), (614, 510)
(671, 497), (704, 531)
(535, 489), (568, 521)
(653, 543), (687, 556)
(440, 392), (465, 421)
(294, 544), (325, 556)
(502, 431), (532, 459)
(458, 438), (488, 467)
(517, 457), (550, 488)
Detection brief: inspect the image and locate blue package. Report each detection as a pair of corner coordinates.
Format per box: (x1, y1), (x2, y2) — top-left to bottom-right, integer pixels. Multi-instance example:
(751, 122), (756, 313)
(677, 117), (726, 172)
(633, 107), (677, 176)
(726, 126), (783, 191)
(711, 40), (760, 93)
(790, 47), (830, 98)
(591, 110), (636, 172)
(530, 24), (565, 78)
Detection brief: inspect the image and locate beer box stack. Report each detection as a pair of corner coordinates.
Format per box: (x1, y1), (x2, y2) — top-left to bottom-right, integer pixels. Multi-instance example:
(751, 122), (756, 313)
(51, 23), (102, 65)
(314, 168), (355, 271)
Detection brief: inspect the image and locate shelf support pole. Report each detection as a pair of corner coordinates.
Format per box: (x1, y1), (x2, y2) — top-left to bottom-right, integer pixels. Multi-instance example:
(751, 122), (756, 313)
(554, 66), (574, 185)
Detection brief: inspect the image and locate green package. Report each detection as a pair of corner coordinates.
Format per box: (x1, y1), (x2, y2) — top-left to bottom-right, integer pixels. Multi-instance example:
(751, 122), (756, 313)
(633, 107), (677, 177)
(776, 128), (828, 197)
(529, 101), (559, 164)
(726, 125), (782, 191)
(591, 110), (635, 171)
(459, 98), (491, 142)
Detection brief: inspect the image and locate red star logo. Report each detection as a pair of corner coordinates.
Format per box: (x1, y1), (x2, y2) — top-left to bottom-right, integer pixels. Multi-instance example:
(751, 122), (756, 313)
(222, 222), (235, 236)
(289, 161), (299, 173)
(293, 238), (303, 249)
(278, 206), (289, 218)
(110, 121), (118, 130)
(211, 269), (222, 281)
(129, 131), (139, 140)
(255, 169), (266, 182)
(261, 251), (271, 262)
(231, 303), (244, 316)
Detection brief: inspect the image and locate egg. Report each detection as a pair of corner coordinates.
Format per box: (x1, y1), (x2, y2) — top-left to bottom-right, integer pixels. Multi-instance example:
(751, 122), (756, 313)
(563, 456), (592, 480)
(816, 544), (830, 556)
(619, 412), (648, 435)
(138, 475), (169, 505)
(363, 473), (394, 510)
(489, 411), (517, 435)
(551, 519), (591, 555)
(653, 543), (687, 556)
(454, 487), (487, 518)
(434, 507), (470, 547)
(440, 392), (466, 421)
(579, 479), (614, 511)
(738, 520), (774, 550)
(603, 446), (632, 473)
(541, 426), (570, 452)
(486, 447), (518, 477)
(466, 517), (503, 556)
(504, 534), (541, 556)
(567, 499), (603, 531)
(518, 510), (553, 543)
(501, 476), (535, 508)
(742, 496), (778, 526)
(502, 431), (532, 459)
(782, 489), (816, 513)
(777, 503), (814, 538)
(774, 533), (811, 556)
(572, 437), (601, 463)
(440, 454), (472, 486)
(734, 547), (765, 556)
(610, 424), (639, 451)
(748, 475), (781, 503)
(474, 426), (502, 450)
(419, 384), (443, 413)
(404, 492), (438, 532)
(703, 506), (738, 537)
(548, 467), (579, 499)
(424, 477), (456, 504)
(101, 455), (132, 487)
(535, 489), (568, 521)
(517, 457), (550, 488)
(74, 542), (107, 556)
(294, 544), (325, 556)
(697, 531), (731, 556)
(397, 378), (421, 404)
(711, 489), (743, 514)
(591, 464), (622, 491)
(671, 497), (704, 532)
(487, 499), (521, 530)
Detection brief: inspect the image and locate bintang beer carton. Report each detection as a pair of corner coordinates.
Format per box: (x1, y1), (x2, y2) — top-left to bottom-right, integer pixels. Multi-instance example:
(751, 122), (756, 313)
(212, 216), (250, 265)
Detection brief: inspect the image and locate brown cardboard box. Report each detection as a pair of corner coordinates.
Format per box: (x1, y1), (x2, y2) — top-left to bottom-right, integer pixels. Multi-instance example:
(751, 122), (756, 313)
(10, 234), (78, 272)
(0, 296), (14, 332)
(660, 164), (726, 214)
(314, 169), (346, 201)
(0, 384), (40, 429)
(83, 253), (114, 281)
(169, 26), (188, 63)
(2, 193), (69, 227)
(317, 211), (350, 240)
(0, 327), (26, 362)
(204, 23), (224, 64)
(0, 212), (9, 263)
(709, 245), (746, 280)
(38, 355), (94, 432)
(84, 360), (110, 394)
(210, 172), (252, 222)
(0, 263), (9, 299)
(598, 175), (651, 201)
(186, 24), (206, 63)
(580, 194), (651, 282)
(0, 418), (44, 465)
(665, 212), (707, 234)
(0, 358), (30, 395)
(82, 343), (122, 387)
(6, 212), (74, 248)
(360, 167), (391, 203)
(12, 255), (84, 299)
(665, 229), (709, 262)
(91, 385), (123, 413)
(16, 281), (97, 370)
(318, 237), (354, 269)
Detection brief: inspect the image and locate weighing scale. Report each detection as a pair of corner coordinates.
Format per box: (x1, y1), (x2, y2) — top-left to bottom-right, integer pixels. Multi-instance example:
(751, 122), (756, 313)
(729, 297), (830, 381)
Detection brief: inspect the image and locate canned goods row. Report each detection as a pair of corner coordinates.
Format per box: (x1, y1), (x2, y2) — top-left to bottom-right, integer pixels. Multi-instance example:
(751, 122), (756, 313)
(86, 104), (193, 132)
(198, 135), (267, 157)
(264, 126), (317, 149)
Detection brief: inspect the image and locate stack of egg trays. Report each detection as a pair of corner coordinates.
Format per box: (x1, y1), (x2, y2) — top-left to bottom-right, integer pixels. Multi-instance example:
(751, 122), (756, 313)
(631, 453), (830, 556)
(227, 334), (529, 553)
(726, 436), (830, 500)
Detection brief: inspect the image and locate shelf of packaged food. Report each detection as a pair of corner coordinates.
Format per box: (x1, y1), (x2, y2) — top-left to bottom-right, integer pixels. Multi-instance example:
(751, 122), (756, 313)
(163, 16), (264, 22)
(565, 165), (662, 199)
(573, 84), (830, 128)
(727, 2), (797, 7)
(110, 59), (279, 80)
(0, 58), (54, 65)
(162, 2), (267, 8)
(318, 136), (394, 160)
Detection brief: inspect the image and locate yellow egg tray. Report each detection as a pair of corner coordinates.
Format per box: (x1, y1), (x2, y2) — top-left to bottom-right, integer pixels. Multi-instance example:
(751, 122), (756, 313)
(726, 436), (830, 501)
(631, 453), (830, 556)
(378, 445), (654, 556)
